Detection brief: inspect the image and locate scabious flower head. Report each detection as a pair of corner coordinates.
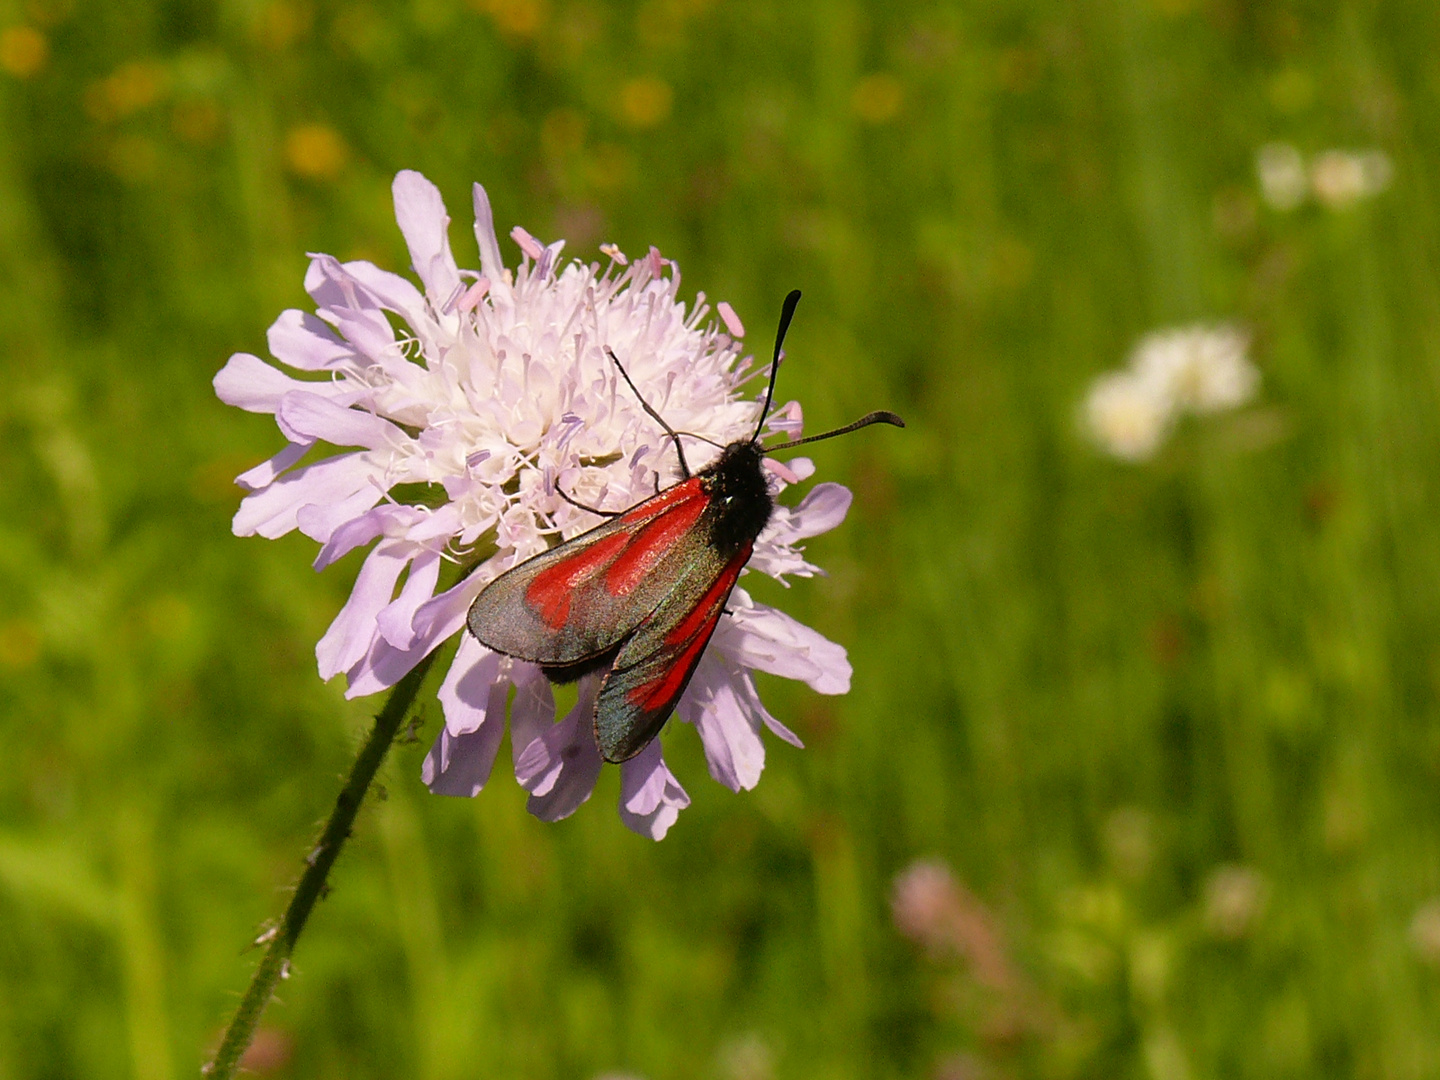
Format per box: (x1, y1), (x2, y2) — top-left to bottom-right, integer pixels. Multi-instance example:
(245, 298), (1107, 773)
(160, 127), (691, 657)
(215, 170), (853, 839)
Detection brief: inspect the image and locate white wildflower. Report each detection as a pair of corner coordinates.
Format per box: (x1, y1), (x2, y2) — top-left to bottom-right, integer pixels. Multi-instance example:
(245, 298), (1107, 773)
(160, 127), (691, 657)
(1257, 143), (1308, 211)
(1131, 325), (1258, 414)
(1311, 149), (1392, 209)
(1082, 371), (1174, 462)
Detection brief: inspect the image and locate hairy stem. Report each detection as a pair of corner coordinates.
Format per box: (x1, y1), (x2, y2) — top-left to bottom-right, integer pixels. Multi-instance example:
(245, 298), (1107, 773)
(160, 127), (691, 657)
(204, 652), (437, 1077)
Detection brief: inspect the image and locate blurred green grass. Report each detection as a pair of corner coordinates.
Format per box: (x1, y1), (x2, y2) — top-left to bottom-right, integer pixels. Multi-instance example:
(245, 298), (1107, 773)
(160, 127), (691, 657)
(4, 0), (1440, 1077)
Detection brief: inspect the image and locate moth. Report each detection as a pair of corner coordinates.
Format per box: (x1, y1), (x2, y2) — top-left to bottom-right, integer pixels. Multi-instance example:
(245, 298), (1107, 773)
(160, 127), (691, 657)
(466, 290), (903, 762)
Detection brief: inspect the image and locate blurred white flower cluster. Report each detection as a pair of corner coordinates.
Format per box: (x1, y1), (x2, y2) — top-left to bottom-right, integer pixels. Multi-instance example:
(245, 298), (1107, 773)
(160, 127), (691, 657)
(1082, 325), (1259, 462)
(1256, 143), (1393, 211)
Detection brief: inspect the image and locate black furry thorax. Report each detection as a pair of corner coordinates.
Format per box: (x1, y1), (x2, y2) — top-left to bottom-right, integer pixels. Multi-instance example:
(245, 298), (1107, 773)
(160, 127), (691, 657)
(699, 441), (773, 558)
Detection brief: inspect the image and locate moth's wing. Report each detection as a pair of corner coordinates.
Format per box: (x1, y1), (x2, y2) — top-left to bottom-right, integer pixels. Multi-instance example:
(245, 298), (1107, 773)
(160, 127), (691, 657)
(593, 540), (752, 762)
(467, 477), (713, 666)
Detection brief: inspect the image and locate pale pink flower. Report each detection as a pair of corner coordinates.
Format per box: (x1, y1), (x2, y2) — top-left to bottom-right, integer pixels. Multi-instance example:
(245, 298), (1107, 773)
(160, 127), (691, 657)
(216, 170), (852, 839)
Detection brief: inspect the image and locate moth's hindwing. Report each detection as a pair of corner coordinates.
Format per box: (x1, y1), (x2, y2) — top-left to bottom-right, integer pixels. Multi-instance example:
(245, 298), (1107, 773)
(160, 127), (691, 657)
(593, 541), (751, 762)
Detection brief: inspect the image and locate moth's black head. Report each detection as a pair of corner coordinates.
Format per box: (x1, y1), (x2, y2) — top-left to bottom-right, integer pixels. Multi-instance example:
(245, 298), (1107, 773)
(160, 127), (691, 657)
(700, 440), (773, 558)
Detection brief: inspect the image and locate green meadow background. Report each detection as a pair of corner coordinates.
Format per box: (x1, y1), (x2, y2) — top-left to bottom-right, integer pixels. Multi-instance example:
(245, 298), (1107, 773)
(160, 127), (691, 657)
(4, 0), (1440, 1076)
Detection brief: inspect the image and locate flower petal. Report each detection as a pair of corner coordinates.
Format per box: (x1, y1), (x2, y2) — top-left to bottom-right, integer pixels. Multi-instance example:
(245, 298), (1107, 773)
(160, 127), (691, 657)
(393, 170), (461, 307)
(472, 183), (505, 283)
(438, 636), (506, 735)
(214, 353), (360, 414)
(726, 657), (805, 748)
(712, 590), (852, 695)
(424, 638), (509, 797)
(403, 504), (463, 543)
(236, 442), (310, 492)
(423, 723), (499, 798)
(376, 549), (441, 649)
(232, 453), (379, 539)
(746, 543), (824, 582)
(305, 252), (366, 312)
(340, 260), (428, 329)
(305, 255), (414, 368)
(329, 306), (403, 366)
(515, 674), (602, 821)
(316, 540), (412, 680)
(678, 653), (765, 791)
(267, 309), (356, 371)
(510, 663), (560, 784)
(342, 572), (486, 698)
(766, 482), (852, 543)
(295, 483), (387, 544)
(213, 353), (291, 413)
(304, 251), (417, 318)
(618, 740), (690, 840)
(313, 503), (426, 570)
(277, 391), (407, 450)
(759, 708), (804, 749)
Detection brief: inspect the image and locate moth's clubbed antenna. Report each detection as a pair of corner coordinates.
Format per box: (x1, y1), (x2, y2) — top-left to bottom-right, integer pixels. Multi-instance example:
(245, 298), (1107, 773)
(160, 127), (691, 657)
(753, 289), (803, 443)
(765, 410), (906, 451)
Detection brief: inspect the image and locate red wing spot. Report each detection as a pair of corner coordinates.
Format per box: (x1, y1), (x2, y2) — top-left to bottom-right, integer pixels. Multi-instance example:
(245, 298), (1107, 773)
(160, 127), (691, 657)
(628, 621), (718, 711)
(525, 531), (631, 629)
(619, 477), (705, 527)
(665, 544), (750, 647)
(604, 495), (707, 597)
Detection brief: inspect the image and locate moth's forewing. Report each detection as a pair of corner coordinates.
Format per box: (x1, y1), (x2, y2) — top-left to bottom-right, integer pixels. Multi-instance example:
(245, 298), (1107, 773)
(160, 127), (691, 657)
(466, 477), (711, 666)
(594, 542), (752, 762)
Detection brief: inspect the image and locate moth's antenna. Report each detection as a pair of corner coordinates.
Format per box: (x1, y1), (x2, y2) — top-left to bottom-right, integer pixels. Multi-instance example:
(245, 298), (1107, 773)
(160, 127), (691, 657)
(673, 431), (727, 450)
(752, 289), (802, 444)
(607, 347), (691, 479)
(764, 410), (905, 450)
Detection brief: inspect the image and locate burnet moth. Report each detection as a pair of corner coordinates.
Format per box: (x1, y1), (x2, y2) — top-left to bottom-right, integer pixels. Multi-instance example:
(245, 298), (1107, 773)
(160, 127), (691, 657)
(466, 290), (904, 763)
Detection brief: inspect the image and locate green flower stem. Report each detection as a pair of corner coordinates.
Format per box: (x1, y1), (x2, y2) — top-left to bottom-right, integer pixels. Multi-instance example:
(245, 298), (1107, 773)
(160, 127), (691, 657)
(204, 651), (438, 1078)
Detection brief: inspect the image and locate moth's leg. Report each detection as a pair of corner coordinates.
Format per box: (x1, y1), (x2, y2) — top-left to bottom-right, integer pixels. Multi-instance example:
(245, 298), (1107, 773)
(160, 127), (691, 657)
(556, 484), (623, 518)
